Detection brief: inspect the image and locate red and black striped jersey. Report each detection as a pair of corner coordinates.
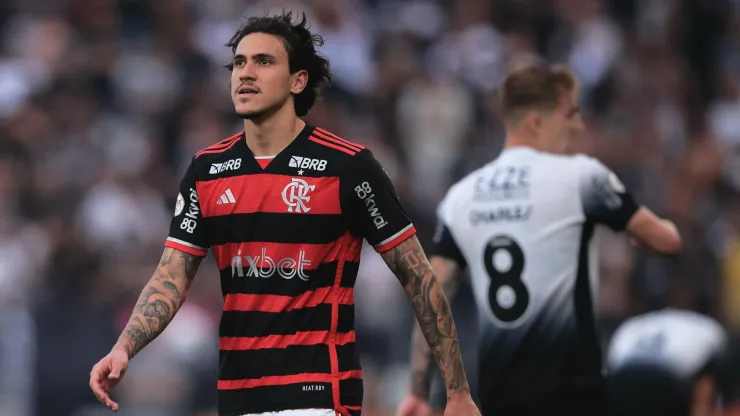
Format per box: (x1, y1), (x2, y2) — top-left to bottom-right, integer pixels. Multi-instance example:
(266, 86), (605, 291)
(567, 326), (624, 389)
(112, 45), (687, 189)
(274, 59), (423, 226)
(164, 124), (416, 416)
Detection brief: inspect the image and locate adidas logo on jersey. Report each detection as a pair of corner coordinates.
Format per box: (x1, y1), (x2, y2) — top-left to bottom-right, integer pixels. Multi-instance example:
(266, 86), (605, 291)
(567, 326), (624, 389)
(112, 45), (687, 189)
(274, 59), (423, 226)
(210, 158), (242, 174)
(216, 189), (237, 205)
(289, 156), (327, 171)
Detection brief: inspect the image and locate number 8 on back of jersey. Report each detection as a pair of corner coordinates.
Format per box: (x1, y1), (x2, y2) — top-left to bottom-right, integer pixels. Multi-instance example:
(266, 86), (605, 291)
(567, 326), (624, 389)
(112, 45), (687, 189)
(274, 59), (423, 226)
(483, 235), (530, 324)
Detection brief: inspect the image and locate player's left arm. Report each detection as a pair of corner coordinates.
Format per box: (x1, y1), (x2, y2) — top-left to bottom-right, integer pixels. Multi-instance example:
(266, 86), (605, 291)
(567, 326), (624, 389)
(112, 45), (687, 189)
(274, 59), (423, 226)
(381, 238), (469, 399)
(407, 255), (461, 400)
(405, 201), (468, 401)
(341, 150), (472, 401)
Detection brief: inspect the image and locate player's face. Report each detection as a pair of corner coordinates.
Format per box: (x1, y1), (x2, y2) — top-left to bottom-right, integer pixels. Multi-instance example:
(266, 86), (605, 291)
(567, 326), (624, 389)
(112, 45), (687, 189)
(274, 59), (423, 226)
(539, 89), (584, 154)
(230, 32), (308, 119)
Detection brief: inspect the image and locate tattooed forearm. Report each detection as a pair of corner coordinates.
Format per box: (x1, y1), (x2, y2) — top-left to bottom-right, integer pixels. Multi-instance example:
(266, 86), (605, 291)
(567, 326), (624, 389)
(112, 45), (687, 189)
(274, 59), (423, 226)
(409, 256), (461, 398)
(409, 321), (434, 399)
(115, 248), (203, 359)
(382, 236), (469, 399)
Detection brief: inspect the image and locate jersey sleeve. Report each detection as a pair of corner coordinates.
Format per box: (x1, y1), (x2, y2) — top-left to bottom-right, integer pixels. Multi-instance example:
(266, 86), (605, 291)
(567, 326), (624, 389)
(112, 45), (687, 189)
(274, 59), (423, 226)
(340, 149), (416, 253)
(164, 157), (209, 257)
(431, 194), (467, 268)
(578, 156), (639, 231)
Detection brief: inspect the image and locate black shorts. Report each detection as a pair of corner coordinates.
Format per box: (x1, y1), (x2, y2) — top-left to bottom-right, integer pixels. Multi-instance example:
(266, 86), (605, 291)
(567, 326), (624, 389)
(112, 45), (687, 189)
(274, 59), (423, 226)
(608, 363), (692, 416)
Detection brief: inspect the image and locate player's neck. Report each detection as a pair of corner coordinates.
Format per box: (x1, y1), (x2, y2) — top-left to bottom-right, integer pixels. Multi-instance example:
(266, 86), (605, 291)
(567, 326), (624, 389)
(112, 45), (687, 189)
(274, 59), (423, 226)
(503, 133), (543, 152)
(243, 105), (305, 157)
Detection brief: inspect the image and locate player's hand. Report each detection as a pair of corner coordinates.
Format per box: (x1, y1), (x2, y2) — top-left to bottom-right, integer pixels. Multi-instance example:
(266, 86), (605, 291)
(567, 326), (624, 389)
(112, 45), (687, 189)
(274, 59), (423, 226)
(444, 393), (481, 416)
(395, 394), (432, 416)
(89, 347), (129, 412)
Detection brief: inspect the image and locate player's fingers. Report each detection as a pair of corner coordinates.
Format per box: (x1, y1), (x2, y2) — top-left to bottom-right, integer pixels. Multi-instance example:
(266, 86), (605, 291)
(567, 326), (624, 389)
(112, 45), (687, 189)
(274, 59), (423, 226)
(90, 362), (108, 382)
(102, 396), (119, 412)
(91, 385), (118, 412)
(90, 363), (120, 410)
(108, 359), (125, 380)
(89, 365), (107, 393)
(89, 379), (110, 406)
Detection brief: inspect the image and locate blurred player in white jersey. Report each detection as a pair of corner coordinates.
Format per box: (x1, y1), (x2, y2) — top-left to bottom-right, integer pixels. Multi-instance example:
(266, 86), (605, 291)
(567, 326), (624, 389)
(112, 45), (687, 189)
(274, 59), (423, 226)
(607, 309), (728, 416)
(396, 62), (682, 416)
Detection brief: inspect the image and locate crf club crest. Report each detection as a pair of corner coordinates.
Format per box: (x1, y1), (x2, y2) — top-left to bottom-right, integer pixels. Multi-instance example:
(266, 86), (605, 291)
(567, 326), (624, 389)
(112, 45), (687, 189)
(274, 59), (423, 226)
(282, 178), (315, 213)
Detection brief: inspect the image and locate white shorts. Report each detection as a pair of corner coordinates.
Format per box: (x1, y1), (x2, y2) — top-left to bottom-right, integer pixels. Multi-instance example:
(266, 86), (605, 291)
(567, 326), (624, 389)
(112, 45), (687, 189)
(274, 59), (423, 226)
(241, 410), (336, 416)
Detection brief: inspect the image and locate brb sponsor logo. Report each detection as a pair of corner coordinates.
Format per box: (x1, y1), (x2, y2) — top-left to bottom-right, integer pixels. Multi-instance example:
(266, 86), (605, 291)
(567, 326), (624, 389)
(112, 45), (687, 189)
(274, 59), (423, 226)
(231, 248), (311, 280)
(354, 181), (388, 229)
(282, 178), (315, 213)
(289, 156), (327, 171)
(210, 158), (242, 174)
(179, 188), (200, 233)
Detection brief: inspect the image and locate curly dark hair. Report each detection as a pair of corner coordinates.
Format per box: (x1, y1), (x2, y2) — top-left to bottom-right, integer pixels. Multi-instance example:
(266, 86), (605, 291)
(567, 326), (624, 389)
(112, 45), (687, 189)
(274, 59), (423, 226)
(225, 11), (332, 117)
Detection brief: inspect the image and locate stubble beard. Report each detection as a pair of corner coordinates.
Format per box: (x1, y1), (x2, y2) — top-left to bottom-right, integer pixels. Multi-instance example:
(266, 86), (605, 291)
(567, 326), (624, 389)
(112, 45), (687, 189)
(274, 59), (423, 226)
(234, 94), (289, 121)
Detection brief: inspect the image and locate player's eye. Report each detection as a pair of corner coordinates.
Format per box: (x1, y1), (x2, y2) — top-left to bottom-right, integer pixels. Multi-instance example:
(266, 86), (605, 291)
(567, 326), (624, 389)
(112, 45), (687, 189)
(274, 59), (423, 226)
(258, 58), (271, 65)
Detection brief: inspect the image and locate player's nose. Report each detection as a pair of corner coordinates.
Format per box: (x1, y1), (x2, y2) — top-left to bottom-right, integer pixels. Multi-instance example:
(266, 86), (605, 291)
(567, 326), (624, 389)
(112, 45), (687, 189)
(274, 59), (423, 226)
(237, 63), (258, 81)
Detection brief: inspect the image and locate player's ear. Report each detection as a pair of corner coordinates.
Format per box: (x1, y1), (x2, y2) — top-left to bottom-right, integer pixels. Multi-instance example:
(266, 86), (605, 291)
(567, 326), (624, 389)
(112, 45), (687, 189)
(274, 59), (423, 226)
(290, 69), (308, 95)
(527, 111), (542, 131)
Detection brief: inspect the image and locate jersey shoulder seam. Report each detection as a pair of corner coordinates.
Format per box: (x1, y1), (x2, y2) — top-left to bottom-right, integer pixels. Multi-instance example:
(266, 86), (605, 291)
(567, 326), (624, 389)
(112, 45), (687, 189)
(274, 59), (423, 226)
(307, 126), (366, 156)
(194, 132), (243, 159)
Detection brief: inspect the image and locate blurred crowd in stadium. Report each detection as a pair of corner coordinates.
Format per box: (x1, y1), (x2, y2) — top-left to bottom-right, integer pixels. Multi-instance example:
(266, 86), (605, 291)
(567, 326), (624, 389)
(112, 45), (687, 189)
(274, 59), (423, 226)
(1, 0), (740, 415)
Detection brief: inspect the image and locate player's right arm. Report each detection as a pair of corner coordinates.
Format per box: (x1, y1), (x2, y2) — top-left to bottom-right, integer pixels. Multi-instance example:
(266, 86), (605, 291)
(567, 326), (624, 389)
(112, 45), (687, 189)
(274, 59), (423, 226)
(89, 158), (209, 412)
(578, 156), (681, 254)
(114, 248), (203, 358)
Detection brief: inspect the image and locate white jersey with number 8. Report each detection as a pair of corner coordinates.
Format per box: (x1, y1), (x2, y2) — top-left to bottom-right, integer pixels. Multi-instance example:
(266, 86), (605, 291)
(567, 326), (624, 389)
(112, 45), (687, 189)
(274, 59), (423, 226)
(432, 146), (640, 402)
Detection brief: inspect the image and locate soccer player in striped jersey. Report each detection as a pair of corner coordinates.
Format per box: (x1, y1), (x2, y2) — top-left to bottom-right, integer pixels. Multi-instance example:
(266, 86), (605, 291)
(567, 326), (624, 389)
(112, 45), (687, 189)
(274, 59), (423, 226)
(396, 63), (682, 416)
(88, 11), (479, 416)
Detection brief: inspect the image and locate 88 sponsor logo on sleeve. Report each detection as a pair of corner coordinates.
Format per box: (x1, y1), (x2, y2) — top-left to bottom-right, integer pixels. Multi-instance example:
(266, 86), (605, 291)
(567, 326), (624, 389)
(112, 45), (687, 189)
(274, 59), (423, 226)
(179, 188), (200, 234)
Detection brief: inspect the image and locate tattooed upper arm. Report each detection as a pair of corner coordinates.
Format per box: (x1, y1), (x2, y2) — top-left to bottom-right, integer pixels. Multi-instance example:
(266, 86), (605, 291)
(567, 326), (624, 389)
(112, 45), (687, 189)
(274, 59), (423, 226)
(380, 236), (430, 294)
(150, 247), (204, 307)
(159, 247), (203, 282)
